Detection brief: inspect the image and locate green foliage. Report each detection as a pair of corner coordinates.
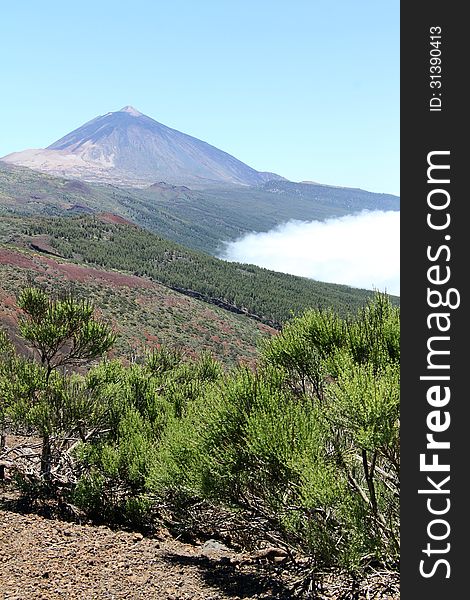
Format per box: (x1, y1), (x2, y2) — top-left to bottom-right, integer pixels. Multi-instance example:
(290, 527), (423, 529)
(69, 388), (162, 524)
(15, 375), (105, 438)
(329, 358), (399, 451)
(1, 348), (45, 427)
(18, 287), (116, 379)
(1, 288), (400, 575)
(70, 349), (224, 524)
(0, 329), (16, 419)
(345, 291), (400, 369)
(263, 308), (346, 395)
(5, 289), (117, 476)
(0, 329), (19, 477)
(170, 293), (401, 570)
(145, 346), (184, 376)
(23, 215), (379, 325)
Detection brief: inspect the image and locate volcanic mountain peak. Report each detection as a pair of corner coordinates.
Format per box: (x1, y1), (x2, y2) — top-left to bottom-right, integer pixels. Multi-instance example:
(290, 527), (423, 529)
(119, 105), (144, 116)
(1, 107), (284, 187)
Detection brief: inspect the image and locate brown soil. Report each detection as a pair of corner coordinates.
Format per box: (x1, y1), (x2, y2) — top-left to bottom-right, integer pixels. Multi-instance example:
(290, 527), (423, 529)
(97, 212), (137, 227)
(0, 246), (154, 290)
(0, 494), (400, 600)
(0, 249), (35, 270)
(0, 504), (296, 599)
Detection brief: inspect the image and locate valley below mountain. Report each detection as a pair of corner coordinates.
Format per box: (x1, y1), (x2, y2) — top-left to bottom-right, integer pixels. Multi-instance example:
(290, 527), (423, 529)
(0, 213), (383, 368)
(0, 159), (399, 255)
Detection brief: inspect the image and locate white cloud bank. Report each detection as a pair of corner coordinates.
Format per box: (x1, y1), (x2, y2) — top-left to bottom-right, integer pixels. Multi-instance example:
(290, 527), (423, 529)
(220, 210), (400, 296)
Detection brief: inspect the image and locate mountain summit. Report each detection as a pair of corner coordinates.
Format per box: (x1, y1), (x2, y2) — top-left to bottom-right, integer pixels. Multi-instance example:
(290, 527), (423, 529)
(118, 105), (144, 116)
(1, 107), (283, 187)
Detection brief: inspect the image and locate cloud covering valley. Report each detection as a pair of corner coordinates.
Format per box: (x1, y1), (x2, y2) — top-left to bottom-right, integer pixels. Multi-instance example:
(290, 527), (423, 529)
(219, 210), (400, 296)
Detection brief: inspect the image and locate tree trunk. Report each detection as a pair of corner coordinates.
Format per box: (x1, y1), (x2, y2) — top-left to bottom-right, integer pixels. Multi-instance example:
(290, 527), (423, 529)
(41, 433), (52, 479)
(0, 431), (5, 480)
(362, 449), (378, 516)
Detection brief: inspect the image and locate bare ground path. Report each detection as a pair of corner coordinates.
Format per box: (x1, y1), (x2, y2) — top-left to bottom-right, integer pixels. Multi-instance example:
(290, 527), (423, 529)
(0, 503), (400, 600)
(0, 504), (295, 600)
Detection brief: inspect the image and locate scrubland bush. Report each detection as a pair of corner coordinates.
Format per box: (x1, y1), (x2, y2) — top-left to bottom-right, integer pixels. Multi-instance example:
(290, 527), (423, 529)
(144, 293), (399, 569)
(1, 290), (399, 573)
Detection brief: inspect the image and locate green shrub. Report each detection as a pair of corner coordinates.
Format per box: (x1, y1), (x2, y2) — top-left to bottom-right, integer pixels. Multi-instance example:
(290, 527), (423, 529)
(2, 288), (399, 574)
(169, 293), (401, 570)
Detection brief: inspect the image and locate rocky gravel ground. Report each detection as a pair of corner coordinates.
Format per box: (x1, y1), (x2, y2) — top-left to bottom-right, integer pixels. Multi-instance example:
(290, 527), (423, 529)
(0, 503), (400, 600)
(0, 503), (298, 600)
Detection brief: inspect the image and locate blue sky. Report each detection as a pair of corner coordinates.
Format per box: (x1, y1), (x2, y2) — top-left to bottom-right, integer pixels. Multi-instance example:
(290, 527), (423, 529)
(0, 1), (399, 195)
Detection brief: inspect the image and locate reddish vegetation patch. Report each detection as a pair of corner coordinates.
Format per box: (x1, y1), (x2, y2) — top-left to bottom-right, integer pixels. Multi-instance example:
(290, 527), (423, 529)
(182, 347), (198, 360)
(38, 257), (155, 290)
(134, 294), (166, 307)
(163, 295), (190, 308)
(0, 291), (18, 313)
(200, 307), (221, 321)
(0, 315), (32, 357)
(219, 323), (235, 335)
(144, 332), (159, 344)
(0, 247), (155, 291)
(98, 212), (136, 226)
(258, 323), (277, 335)
(0, 249), (38, 270)
(0, 247), (272, 368)
(237, 356), (258, 370)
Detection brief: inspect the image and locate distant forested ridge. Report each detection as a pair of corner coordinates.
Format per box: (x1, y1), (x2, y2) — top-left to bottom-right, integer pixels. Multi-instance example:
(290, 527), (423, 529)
(10, 215), (389, 326)
(0, 162), (399, 254)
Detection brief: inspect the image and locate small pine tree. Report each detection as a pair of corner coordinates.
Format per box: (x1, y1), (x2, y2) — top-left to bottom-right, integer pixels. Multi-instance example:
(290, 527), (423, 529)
(15, 288), (116, 476)
(18, 287), (116, 382)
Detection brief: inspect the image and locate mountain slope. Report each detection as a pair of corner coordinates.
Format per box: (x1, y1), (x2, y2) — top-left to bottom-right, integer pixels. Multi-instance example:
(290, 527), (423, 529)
(0, 214), (392, 328)
(1, 106), (283, 187)
(0, 244), (275, 368)
(0, 162), (399, 254)
(0, 212), (395, 368)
